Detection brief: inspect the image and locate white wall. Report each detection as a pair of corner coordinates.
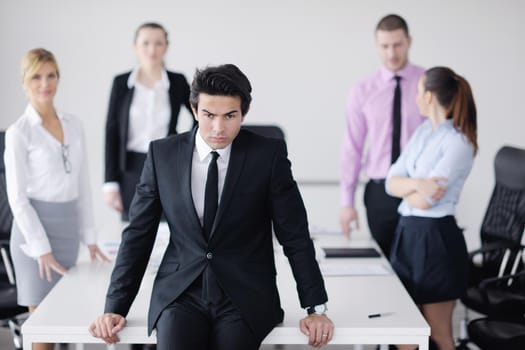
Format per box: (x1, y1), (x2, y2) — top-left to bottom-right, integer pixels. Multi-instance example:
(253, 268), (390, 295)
(1, 0), (524, 248)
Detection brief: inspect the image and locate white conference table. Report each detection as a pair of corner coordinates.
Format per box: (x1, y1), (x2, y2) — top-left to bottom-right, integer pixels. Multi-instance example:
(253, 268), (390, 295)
(22, 234), (430, 349)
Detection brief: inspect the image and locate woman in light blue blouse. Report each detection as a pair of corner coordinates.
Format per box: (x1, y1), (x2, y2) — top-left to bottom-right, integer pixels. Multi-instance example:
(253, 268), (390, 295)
(386, 67), (477, 350)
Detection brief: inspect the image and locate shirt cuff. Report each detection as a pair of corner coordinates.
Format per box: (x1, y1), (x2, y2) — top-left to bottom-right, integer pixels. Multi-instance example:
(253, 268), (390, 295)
(103, 182), (120, 193)
(81, 228), (97, 246)
(340, 192), (355, 208)
(424, 196), (437, 207)
(20, 237), (52, 258)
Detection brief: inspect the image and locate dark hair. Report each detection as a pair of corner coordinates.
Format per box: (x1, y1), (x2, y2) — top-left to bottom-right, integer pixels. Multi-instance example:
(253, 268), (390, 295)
(424, 67), (478, 153)
(134, 22), (169, 44)
(376, 14), (409, 37)
(189, 64), (252, 116)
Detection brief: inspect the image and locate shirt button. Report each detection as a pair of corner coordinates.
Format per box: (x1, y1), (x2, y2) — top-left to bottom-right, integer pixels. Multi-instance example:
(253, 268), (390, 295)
(206, 252), (213, 260)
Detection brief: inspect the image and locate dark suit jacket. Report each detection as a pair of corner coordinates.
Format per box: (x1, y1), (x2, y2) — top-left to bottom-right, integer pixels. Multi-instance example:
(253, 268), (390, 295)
(104, 129), (328, 342)
(104, 70), (195, 183)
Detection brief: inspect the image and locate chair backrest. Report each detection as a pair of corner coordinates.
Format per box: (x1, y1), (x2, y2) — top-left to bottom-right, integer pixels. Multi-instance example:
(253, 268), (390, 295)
(0, 131), (13, 238)
(479, 146), (525, 274)
(0, 131), (14, 280)
(241, 124), (285, 140)
(481, 146), (525, 245)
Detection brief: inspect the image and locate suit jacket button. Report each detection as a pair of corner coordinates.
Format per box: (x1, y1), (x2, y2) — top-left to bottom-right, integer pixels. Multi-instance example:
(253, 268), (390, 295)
(206, 252), (213, 260)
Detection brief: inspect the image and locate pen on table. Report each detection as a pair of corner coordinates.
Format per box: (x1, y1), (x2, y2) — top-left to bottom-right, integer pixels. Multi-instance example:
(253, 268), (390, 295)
(368, 312), (394, 318)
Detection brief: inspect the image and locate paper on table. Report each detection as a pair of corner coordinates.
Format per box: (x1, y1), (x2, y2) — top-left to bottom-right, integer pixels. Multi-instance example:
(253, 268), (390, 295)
(98, 223), (170, 274)
(320, 263), (391, 276)
(98, 241), (120, 258)
(309, 225), (343, 235)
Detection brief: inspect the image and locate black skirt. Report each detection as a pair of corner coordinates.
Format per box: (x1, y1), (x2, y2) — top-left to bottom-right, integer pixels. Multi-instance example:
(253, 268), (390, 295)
(390, 215), (469, 304)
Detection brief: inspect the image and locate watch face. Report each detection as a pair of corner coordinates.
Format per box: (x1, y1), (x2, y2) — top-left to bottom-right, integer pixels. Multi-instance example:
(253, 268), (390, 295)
(315, 304), (327, 313)
(307, 304), (327, 315)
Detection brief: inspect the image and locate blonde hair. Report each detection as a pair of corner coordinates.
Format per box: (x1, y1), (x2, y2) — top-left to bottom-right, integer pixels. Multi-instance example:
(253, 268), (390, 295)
(21, 48), (60, 85)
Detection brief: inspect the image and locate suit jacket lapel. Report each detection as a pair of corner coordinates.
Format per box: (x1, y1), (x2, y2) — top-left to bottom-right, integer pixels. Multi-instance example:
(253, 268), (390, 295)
(210, 134), (246, 240)
(120, 86), (134, 153)
(173, 129), (203, 236)
(167, 73), (178, 134)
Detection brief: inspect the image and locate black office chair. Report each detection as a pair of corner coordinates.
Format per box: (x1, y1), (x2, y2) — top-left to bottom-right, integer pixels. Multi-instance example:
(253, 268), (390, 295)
(467, 270), (525, 350)
(457, 146), (525, 348)
(0, 132), (13, 279)
(0, 131), (26, 350)
(241, 124), (285, 140)
(0, 246), (24, 350)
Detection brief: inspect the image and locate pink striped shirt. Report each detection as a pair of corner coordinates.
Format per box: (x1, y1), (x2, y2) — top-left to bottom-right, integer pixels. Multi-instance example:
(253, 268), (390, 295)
(341, 63), (425, 207)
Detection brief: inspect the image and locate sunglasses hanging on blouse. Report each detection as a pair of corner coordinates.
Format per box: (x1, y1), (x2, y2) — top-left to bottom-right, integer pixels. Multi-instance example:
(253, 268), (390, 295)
(61, 144), (72, 174)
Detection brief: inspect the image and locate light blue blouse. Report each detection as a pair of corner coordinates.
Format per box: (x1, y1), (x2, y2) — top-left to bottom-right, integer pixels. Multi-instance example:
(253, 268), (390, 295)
(386, 119), (475, 218)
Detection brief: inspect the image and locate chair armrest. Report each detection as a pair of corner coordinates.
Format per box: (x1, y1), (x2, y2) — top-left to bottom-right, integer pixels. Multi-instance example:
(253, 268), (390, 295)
(468, 242), (522, 259)
(480, 270), (525, 290)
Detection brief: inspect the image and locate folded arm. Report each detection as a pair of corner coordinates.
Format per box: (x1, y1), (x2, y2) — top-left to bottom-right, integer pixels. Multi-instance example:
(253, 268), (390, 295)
(387, 176), (448, 209)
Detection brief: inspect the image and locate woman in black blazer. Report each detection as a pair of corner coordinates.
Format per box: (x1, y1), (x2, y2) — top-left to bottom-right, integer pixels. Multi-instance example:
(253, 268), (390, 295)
(104, 22), (194, 221)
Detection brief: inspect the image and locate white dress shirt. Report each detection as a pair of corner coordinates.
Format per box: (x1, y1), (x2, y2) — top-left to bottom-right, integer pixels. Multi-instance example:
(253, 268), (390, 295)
(191, 130), (231, 225)
(126, 68), (171, 153)
(103, 68), (172, 194)
(4, 104), (96, 258)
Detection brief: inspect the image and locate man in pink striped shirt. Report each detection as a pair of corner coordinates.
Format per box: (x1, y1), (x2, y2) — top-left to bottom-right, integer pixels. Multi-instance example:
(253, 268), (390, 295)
(340, 14), (425, 257)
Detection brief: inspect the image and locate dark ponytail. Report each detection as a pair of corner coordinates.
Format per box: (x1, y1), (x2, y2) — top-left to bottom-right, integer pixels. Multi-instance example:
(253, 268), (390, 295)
(424, 67), (478, 153)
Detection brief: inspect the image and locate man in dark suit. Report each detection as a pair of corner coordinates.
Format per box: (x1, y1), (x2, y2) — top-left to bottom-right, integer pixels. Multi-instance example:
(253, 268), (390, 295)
(89, 64), (334, 349)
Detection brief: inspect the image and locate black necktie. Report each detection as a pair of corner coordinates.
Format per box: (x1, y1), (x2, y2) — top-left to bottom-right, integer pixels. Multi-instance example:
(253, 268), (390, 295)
(203, 151), (219, 240)
(391, 75), (402, 163)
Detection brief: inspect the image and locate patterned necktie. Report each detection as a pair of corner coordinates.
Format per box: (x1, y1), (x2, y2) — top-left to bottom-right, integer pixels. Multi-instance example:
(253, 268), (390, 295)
(391, 75), (402, 163)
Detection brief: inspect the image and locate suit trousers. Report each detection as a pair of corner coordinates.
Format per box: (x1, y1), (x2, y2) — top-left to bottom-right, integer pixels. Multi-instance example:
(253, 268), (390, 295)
(156, 287), (260, 350)
(364, 179), (401, 257)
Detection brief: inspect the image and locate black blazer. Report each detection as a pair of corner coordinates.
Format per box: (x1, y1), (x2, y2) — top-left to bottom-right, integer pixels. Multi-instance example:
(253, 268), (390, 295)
(104, 70), (194, 183)
(104, 129), (328, 342)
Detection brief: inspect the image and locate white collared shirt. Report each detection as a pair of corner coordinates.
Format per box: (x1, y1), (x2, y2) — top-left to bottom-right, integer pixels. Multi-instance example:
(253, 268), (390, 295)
(191, 129), (231, 225)
(4, 104), (96, 257)
(126, 68), (172, 153)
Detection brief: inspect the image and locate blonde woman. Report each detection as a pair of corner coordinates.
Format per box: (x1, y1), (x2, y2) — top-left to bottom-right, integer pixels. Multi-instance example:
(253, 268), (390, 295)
(4, 48), (108, 350)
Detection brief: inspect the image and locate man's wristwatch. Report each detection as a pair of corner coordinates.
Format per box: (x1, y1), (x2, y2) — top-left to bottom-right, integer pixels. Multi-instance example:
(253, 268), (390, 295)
(306, 303), (327, 315)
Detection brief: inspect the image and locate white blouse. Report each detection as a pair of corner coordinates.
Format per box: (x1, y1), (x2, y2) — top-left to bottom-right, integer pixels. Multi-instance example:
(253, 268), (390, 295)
(126, 68), (171, 153)
(4, 104), (96, 258)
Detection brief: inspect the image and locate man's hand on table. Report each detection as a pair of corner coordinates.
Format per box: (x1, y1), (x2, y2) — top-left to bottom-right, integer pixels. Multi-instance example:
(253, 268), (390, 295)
(300, 314), (335, 348)
(88, 313), (126, 344)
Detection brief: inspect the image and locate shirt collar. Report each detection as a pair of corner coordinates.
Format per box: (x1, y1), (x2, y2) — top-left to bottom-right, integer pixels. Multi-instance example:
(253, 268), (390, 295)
(438, 119), (454, 130)
(127, 67), (170, 90)
(24, 104), (69, 126)
(195, 128), (232, 162)
(379, 62), (414, 82)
